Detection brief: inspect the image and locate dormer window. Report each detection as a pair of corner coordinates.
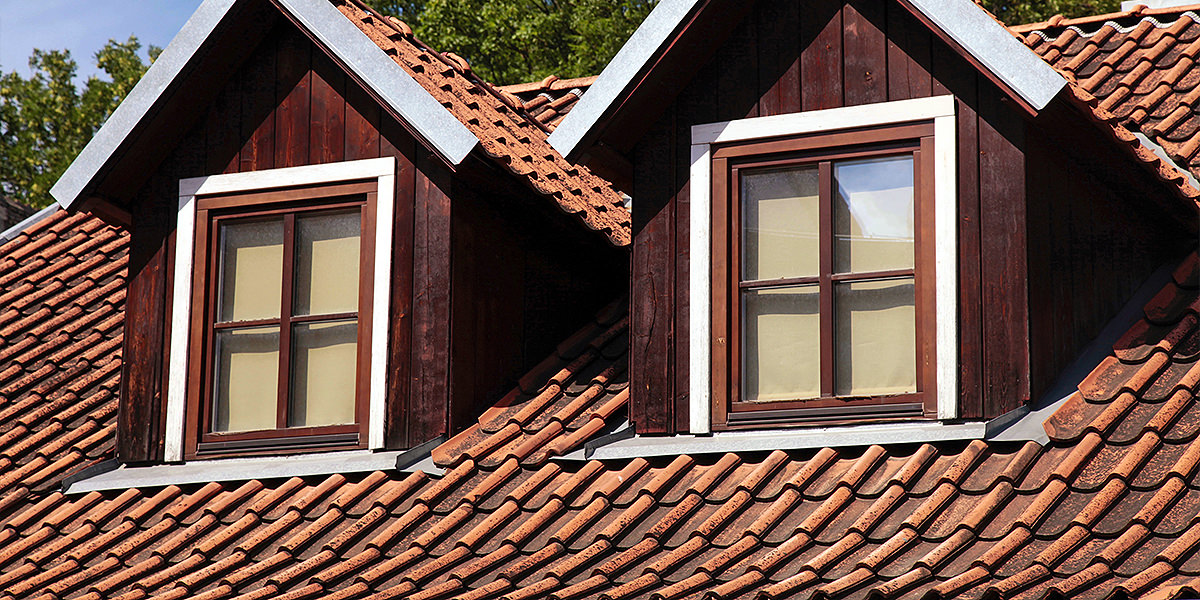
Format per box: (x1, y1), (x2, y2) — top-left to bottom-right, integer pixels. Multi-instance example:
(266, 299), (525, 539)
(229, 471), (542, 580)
(691, 97), (958, 433)
(166, 158), (396, 460)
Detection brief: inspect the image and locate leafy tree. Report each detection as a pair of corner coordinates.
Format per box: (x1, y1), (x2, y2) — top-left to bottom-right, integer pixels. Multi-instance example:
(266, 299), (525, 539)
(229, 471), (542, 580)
(981, 0), (1119, 25)
(0, 37), (158, 207)
(363, 0), (656, 85)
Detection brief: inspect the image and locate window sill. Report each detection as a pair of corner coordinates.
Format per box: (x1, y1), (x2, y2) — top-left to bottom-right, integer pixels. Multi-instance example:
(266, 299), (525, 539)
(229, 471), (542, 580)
(64, 443), (444, 495)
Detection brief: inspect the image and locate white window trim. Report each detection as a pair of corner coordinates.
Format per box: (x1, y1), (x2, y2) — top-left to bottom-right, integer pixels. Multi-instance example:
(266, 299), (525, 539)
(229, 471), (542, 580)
(165, 157), (396, 462)
(689, 96), (958, 434)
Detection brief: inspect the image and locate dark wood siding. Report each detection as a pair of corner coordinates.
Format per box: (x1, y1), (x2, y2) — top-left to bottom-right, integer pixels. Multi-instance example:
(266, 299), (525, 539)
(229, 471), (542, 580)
(1024, 109), (1192, 404)
(118, 22), (420, 460)
(630, 0), (1038, 432)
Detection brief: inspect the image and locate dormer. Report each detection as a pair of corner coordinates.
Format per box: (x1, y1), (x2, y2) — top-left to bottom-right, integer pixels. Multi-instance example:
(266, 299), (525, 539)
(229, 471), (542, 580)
(550, 0), (1198, 435)
(50, 0), (628, 463)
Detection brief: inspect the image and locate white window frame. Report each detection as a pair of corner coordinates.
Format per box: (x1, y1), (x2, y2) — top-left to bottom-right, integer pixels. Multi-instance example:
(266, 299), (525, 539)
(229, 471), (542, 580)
(689, 96), (958, 434)
(164, 157), (396, 461)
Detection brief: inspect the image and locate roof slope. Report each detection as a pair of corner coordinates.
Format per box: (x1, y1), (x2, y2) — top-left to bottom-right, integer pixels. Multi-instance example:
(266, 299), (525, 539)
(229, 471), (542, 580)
(5, 213), (1200, 599)
(337, 1), (629, 245)
(1018, 7), (1200, 177)
(498, 76), (596, 131)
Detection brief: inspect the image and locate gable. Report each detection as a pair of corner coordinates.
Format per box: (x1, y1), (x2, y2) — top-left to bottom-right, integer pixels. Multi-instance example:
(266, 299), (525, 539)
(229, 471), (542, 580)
(548, 0), (1066, 162)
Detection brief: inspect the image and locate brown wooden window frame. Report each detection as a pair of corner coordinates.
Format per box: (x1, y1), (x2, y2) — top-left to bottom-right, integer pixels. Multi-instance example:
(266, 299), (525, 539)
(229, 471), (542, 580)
(184, 180), (378, 459)
(710, 122), (938, 430)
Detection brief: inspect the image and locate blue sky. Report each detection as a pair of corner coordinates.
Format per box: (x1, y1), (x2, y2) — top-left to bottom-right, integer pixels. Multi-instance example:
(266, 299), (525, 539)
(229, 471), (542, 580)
(0, 1), (201, 81)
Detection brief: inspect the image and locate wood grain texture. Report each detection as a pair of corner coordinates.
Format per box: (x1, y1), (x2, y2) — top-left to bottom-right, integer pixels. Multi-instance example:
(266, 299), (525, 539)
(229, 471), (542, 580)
(843, 0), (888, 106)
(410, 153), (453, 441)
(977, 89), (1029, 416)
(274, 28), (311, 169)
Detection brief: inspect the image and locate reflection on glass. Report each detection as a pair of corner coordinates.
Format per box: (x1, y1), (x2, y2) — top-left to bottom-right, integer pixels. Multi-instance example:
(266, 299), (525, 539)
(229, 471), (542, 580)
(289, 320), (358, 427)
(295, 210), (361, 316)
(218, 219), (284, 322)
(742, 285), (820, 401)
(741, 167), (820, 281)
(213, 326), (280, 432)
(834, 279), (916, 396)
(834, 156), (914, 273)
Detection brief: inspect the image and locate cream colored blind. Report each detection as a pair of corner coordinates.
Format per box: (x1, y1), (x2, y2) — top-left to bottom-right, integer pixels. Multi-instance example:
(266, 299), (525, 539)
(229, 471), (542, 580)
(289, 320), (358, 427)
(213, 327), (279, 432)
(740, 167), (820, 281)
(742, 285), (820, 401)
(218, 219), (283, 322)
(294, 211), (361, 316)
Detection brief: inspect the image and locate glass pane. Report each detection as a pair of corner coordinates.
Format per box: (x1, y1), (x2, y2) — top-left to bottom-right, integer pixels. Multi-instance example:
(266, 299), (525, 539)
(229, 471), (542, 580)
(835, 278), (916, 396)
(294, 210), (361, 316)
(741, 167), (820, 281)
(834, 156), (914, 273)
(289, 320), (358, 427)
(742, 285), (820, 402)
(218, 219), (284, 322)
(213, 326), (280, 432)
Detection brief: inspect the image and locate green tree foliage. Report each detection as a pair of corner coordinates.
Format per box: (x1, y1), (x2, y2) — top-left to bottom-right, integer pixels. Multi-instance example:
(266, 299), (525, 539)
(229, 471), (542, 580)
(362, 0), (656, 85)
(0, 37), (158, 207)
(981, 0), (1119, 25)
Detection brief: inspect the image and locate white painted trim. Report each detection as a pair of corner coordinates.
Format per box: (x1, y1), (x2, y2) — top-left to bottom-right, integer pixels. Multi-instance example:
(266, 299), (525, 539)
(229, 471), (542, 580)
(166, 157), (396, 462)
(51, 0), (478, 210)
(691, 96), (956, 146)
(689, 144), (712, 434)
(689, 96), (958, 433)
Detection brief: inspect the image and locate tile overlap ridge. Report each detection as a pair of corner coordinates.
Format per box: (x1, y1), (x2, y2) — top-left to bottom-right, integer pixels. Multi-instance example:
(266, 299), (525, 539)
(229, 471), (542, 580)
(8, 218), (1200, 598)
(337, 0), (630, 246)
(1017, 5), (1200, 197)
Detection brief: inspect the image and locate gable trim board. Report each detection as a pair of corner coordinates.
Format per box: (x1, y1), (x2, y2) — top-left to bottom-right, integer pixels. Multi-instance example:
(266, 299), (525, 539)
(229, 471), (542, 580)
(49, 0), (477, 211)
(166, 157), (397, 462)
(547, 0), (1068, 161)
(689, 96), (959, 433)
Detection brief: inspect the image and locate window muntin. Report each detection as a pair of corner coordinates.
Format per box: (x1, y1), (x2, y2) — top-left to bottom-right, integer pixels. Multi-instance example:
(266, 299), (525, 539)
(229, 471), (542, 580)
(712, 123), (936, 429)
(186, 184), (376, 457)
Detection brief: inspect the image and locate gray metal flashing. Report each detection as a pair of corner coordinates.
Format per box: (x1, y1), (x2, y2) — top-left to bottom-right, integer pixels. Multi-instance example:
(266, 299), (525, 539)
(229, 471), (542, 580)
(50, 0), (478, 211)
(64, 449), (443, 495)
(904, 0), (1066, 110)
(988, 260), (1176, 443)
(565, 259), (1177, 462)
(563, 421), (990, 462)
(1133, 131), (1200, 192)
(275, 0), (477, 164)
(546, 0), (703, 159)
(50, 0), (239, 209)
(550, 0), (1068, 160)
(0, 205), (59, 245)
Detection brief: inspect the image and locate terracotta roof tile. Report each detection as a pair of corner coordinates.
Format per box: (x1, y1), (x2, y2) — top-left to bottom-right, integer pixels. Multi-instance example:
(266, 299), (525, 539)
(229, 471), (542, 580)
(338, 1), (629, 246)
(12, 151), (1200, 600)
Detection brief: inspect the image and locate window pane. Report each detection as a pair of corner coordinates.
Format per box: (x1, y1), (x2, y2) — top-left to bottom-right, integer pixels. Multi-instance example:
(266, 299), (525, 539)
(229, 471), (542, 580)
(289, 320), (358, 427)
(834, 156), (914, 273)
(741, 167), (819, 281)
(213, 326), (280, 432)
(294, 210), (361, 316)
(218, 219), (284, 322)
(742, 285), (820, 401)
(835, 279), (916, 396)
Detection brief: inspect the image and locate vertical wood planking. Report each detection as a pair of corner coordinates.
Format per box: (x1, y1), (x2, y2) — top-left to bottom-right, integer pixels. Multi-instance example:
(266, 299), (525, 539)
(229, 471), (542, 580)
(756, 0), (801, 117)
(842, 0), (888, 106)
(718, 9), (759, 120)
(240, 31), (276, 173)
(205, 78), (242, 174)
(274, 28), (311, 169)
(632, 106), (677, 434)
(345, 80), (381, 161)
(309, 51), (346, 165)
(801, 0), (843, 111)
(410, 152), (452, 440)
(886, 2), (932, 101)
(383, 120), (416, 448)
(977, 88), (1029, 415)
(120, 190), (171, 464)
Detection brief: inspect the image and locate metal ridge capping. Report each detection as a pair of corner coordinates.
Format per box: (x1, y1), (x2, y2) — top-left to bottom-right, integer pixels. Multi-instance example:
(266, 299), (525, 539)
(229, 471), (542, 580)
(49, 0), (479, 211)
